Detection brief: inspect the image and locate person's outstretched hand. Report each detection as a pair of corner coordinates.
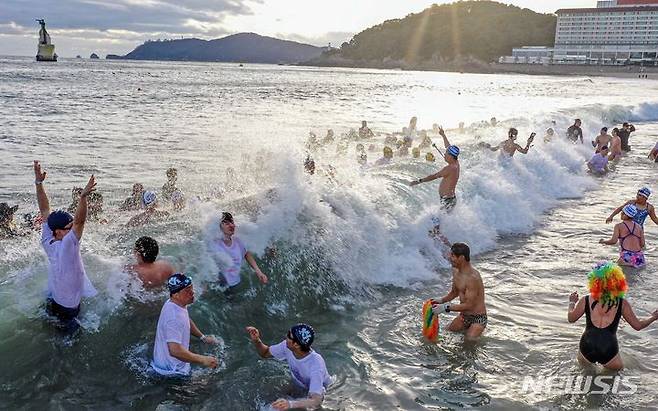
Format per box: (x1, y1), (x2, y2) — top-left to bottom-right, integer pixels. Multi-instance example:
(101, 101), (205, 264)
(34, 161), (47, 182)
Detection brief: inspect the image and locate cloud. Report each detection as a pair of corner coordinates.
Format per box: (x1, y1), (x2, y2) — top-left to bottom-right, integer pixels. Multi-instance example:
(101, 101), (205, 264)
(0, 0), (259, 55)
(0, 21), (30, 35)
(1, 1), (259, 33)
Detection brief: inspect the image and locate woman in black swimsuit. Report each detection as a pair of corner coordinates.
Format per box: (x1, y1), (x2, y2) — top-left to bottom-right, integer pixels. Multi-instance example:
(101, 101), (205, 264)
(568, 262), (658, 370)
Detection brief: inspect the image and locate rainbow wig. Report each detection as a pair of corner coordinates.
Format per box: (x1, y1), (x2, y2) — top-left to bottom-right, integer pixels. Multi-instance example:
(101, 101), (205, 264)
(588, 261), (627, 308)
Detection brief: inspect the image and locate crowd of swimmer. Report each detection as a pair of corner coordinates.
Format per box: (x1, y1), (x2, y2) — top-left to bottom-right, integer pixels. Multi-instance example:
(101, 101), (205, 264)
(0, 162), (328, 411)
(300, 116), (658, 370)
(1, 116), (658, 407)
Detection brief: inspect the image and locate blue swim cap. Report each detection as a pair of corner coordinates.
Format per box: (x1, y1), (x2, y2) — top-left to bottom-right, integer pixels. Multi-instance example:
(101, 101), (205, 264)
(167, 272), (192, 295)
(289, 323), (315, 350)
(47, 210), (73, 231)
(142, 191), (157, 207)
(623, 204), (638, 219)
(638, 187), (651, 198)
(447, 145), (460, 158)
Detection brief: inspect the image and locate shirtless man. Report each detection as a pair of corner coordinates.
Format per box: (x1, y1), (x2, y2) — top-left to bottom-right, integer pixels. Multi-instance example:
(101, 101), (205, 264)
(482, 128), (535, 157)
(0, 203), (21, 238)
(119, 183), (144, 211)
(592, 127), (612, 153)
(358, 121), (374, 139)
(648, 141), (658, 162)
(431, 243), (487, 341)
(409, 127), (460, 211)
(608, 128), (623, 161)
(127, 236), (175, 287)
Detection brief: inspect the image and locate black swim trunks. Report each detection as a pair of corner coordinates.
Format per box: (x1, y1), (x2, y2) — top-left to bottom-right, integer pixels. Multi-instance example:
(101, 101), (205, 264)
(46, 298), (81, 333)
(462, 313), (488, 328)
(440, 196), (457, 212)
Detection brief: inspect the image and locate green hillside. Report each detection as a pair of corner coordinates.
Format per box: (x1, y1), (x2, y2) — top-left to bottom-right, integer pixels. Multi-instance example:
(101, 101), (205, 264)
(329, 1), (556, 65)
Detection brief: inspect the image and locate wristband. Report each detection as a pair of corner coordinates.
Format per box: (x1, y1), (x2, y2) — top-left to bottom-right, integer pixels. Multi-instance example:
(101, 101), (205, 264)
(200, 334), (206, 341)
(418, 178), (423, 184)
(35, 180), (43, 185)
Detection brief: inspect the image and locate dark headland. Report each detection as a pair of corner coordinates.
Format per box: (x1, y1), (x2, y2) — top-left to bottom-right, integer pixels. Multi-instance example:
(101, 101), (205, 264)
(106, 32), (324, 64)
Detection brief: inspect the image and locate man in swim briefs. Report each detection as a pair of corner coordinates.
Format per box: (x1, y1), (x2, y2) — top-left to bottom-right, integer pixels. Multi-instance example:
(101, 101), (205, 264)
(409, 126), (460, 211)
(431, 243), (487, 341)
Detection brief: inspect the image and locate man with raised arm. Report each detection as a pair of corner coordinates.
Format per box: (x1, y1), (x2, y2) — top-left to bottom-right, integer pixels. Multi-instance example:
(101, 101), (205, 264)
(34, 161), (98, 332)
(481, 128), (535, 157)
(408, 126), (460, 212)
(246, 323), (332, 410)
(431, 243), (487, 341)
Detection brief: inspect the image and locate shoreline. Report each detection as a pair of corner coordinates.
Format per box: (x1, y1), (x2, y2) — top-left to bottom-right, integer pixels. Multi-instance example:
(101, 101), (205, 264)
(302, 56), (658, 79)
(6, 53), (657, 80)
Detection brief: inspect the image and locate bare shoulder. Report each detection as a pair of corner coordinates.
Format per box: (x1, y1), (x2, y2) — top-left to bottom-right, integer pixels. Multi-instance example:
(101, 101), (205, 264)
(156, 260), (175, 275)
(468, 267), (484, 284)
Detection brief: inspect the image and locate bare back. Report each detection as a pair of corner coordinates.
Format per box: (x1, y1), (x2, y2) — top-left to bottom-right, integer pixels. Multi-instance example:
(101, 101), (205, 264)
(132, 260), (174, 288)
(617, 221), (642, 252)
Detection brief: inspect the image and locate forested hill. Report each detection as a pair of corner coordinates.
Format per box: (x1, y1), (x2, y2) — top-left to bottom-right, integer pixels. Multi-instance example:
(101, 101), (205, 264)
(107, 33), (324, 64)
(312, 1), (556, 68)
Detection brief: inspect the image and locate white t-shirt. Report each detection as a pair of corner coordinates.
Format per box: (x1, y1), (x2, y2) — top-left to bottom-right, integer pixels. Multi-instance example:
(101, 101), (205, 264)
(41, 222), (97, 308)
(269, 341), (332, 395)
(211, 237), (247, 287)
(152, 299), (191, 376)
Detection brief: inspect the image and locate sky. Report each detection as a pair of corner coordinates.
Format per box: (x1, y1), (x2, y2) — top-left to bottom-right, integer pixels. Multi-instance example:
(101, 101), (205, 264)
(0, 1), (596, 58)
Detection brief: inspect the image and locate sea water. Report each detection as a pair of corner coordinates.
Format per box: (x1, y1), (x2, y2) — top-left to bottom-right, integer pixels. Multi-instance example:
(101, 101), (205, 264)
(1, 56), (657, 410)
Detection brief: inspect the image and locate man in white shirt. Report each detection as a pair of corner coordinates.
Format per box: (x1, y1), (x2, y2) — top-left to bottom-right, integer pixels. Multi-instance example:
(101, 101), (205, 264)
(34, 161), (98, 333)
(210, 212), (268, 290)
(246, 323), (332, 410)
(152, 273), (218, 376)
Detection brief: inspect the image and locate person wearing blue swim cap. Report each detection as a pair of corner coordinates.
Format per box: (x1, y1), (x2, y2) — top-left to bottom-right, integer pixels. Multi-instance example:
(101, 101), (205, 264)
(606, 187), (658, 228)
(152, 273), (219, 376)
(600, 204), (646, 268)
(33, 161), (98, 333)
(246, 323), (332, 410)
(409, 126), (460, 212)
(126, 190), (170, 227)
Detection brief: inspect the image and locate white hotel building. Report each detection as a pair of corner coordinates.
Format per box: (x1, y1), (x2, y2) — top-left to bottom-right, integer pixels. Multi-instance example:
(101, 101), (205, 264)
(501, 0), (658, 65)
(554, 0), (658, 64)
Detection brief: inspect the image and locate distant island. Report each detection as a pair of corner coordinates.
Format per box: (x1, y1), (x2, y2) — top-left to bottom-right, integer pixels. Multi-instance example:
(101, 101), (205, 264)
(307, 1), (556, 72)
(107, 32), (324, 64)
